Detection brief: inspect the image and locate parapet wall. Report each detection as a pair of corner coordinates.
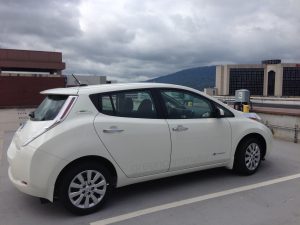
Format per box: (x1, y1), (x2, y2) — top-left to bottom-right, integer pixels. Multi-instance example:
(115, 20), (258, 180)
(257, 112), (300, 143)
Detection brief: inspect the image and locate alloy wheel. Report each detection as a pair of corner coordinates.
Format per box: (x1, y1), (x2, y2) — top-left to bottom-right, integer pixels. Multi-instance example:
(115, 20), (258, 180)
(68, 170), (107, 209)
(245, 143), (261, 171)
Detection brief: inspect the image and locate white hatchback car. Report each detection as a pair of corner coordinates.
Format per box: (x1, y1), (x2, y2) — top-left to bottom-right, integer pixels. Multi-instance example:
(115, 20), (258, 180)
(7, 83), (272, 214)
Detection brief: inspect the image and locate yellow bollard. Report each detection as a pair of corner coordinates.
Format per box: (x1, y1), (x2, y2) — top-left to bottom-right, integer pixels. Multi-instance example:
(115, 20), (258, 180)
(243, 104), (250, 113)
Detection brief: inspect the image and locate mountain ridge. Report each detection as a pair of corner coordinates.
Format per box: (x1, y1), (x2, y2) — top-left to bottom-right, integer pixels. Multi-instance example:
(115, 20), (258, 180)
(147, 66), (216, 91)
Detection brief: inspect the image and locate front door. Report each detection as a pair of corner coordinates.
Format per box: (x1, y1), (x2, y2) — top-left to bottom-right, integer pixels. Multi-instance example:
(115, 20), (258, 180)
(159, 89), (231, 170)
(93, 89), (171, 178)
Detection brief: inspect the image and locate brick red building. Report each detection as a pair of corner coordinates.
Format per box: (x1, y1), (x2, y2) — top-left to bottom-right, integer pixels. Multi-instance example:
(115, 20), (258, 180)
(0, 49), (66, 108)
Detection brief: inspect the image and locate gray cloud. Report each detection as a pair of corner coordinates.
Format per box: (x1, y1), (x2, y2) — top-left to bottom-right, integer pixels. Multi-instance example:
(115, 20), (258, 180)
(0, 0), (300, 82)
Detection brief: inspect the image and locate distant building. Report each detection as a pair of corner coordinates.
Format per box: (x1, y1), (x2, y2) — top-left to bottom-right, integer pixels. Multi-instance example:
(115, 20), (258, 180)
(216, 59), (300, 97)
(65, 75), (119, 86)
(0, 48), (65, 74)
(106, 80), (118, 84)
(0, 48), (65, 108)
(204, 87), (217, 96)
(66, 75), (107, 86)
(0, 48), (118, 108)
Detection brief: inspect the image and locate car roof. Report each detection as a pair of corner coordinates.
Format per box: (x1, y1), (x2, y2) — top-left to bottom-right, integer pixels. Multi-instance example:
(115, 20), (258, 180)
(41, 83), (198, 95)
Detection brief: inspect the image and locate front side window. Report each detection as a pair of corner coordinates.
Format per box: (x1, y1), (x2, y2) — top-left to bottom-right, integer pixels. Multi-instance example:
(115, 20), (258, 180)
(32, 95), (68, 121)
(99, 90), (157, 119)
(161, 90), (213, 119)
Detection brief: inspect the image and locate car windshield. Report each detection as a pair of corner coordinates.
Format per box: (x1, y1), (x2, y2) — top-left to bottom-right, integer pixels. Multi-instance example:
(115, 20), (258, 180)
(31, 95), (68, 121)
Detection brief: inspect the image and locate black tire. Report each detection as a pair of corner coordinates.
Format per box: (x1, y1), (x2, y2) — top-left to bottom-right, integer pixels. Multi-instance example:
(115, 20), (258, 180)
(59, 161), (111, 215)
(233, 138), (263, 175)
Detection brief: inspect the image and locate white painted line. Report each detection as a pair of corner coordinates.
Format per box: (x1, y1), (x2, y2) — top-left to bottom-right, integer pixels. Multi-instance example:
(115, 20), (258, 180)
(91, 173), (300, 225)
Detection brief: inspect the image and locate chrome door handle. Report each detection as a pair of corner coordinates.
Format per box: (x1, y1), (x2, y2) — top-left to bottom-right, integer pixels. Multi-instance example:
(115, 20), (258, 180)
(103, 129), (124, 133)
(103, 126), (124, 133)
(172, 125), (188, 132)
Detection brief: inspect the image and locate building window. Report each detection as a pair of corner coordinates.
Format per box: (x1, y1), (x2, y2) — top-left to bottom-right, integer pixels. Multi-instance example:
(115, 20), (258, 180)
(229, 68), (264, 95)
(283, 67), (300, 96)
(267, 71), (275, 96)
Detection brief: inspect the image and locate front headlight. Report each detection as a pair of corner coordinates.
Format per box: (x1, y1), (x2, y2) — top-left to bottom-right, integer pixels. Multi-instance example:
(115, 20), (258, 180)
(241, 112), (262, 121)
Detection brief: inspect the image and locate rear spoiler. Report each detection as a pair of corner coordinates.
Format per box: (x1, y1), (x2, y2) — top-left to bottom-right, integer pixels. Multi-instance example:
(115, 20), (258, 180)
(40, 87), (79, 95)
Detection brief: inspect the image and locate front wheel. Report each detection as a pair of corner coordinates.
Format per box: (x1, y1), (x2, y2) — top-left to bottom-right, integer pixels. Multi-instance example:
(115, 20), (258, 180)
(59, 162), (111, 215)
(233, 138), (262, 175)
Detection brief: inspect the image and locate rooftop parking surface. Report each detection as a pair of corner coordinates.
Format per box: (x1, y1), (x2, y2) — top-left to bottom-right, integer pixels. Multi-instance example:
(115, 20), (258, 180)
(0, 130), (300, 225)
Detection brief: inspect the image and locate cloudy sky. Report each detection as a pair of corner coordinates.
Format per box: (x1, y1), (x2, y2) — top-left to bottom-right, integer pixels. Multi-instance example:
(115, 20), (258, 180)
(1, 0), (300, 81)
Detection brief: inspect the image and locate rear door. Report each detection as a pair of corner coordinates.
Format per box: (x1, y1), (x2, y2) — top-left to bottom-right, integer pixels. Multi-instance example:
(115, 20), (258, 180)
(93, 89), (171, 178)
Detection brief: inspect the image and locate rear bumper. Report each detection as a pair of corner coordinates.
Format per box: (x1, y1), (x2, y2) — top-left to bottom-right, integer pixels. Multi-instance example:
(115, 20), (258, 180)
(7, 138), (62, 201)
(7, 140), (45, 198)
(8, 166), (43, 198)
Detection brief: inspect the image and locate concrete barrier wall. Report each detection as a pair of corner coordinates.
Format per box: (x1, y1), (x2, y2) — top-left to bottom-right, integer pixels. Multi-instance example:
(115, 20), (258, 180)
(0, 108), (33, 153)
(1, 108), (299, 143)
(257, 113), (300, 143)
(0, 108), (34, 131)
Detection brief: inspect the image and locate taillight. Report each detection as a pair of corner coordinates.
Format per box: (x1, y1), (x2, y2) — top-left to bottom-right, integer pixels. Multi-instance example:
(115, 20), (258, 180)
(59, 97), (76, 121)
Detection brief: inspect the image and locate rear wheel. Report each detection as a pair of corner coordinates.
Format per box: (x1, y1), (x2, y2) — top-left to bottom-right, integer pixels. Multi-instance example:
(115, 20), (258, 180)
(234, 138), (262, 175)
(59, 162), (111, 215)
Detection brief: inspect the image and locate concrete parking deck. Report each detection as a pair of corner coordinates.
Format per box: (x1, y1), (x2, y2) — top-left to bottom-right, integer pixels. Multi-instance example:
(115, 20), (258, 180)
(0, 129), (300, 225)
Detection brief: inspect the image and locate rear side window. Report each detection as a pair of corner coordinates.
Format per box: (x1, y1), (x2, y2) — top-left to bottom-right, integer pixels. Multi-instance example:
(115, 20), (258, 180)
(31, 95), (68, 121)
(91, 90), (158, 119)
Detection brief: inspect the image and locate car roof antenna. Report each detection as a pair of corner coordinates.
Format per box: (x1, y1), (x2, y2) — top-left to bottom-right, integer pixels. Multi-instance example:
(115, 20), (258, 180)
(72, 74), (88, 86)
